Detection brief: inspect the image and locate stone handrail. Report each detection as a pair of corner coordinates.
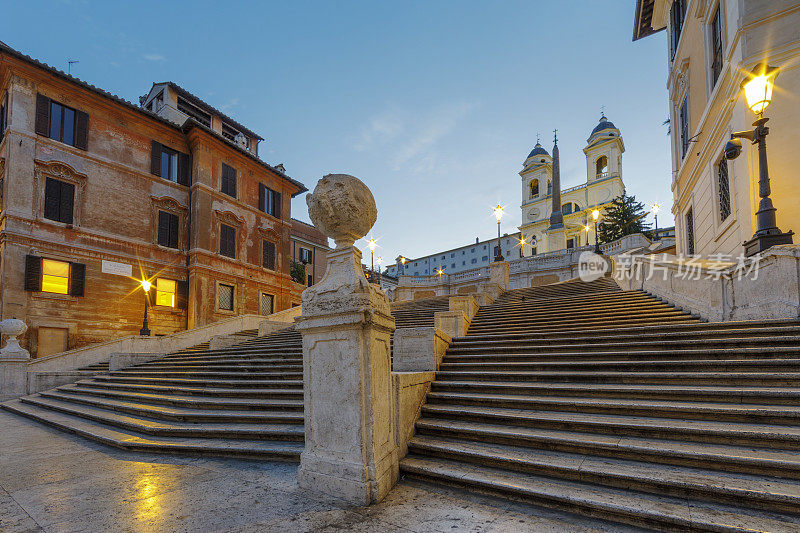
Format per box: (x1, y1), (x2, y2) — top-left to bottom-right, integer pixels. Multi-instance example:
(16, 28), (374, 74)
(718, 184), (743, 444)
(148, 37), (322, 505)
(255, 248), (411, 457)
(27, 311), (298, 373)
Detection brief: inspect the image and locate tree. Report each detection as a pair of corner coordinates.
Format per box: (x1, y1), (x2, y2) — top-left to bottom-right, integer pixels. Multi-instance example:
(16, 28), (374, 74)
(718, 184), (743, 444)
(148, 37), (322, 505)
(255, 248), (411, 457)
(290, 259), (306, 284)
(597, 193), (653, 244)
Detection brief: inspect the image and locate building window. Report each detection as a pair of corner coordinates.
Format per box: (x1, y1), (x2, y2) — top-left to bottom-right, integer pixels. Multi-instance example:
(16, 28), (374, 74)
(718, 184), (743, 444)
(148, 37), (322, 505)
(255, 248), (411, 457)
(41, 259), (70, 294)
(530, 179), (539, 199)
(259, 184), (281, 218)
(218, 283), (234, 311)
(566, 238), (575, 249)
(35, 94), (88, 150)
(157, 211), (179, 248)
(221, 163), (237, 198)
(260, 293), (274, 316)
(547, 181), (552, 195)
(161, 146), (179, 182)
(307, 274), (313, 286)
(177, 96), (211, 127)
(299, 247), (313, 264)
(220, 224), (236, 258)
(686, 209), (695, 255)
(0, 92), (7, 137)
(717, 159), (731, 221)
(471, 258), (477, 264)
(482, 256), (488, 261)
(155, 278), (176, 307)
(531, 247), (537, 256)
(595, 156), (608, 177)
(50, 101), (76, 146)
(679, 96), (690, 159)
(44, 178), (75, 224)
(262, 240), (276, 270)
(451, 263), (455, 269)
(669, 0), (686, 60)
(710, 3), (723, 88)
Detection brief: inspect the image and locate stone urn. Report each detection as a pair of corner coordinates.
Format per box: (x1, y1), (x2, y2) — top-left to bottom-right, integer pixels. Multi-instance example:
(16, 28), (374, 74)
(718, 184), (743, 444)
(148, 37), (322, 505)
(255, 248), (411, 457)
(306, 174), (377, 248)
(0, 318), (29, 359)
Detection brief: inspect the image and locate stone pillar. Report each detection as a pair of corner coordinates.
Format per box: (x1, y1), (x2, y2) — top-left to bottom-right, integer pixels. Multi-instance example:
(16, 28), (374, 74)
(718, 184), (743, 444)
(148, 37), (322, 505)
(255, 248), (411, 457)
(489, 261), (510, 290)
(0, 319), (30, 400)
(295, 174), (399, 505)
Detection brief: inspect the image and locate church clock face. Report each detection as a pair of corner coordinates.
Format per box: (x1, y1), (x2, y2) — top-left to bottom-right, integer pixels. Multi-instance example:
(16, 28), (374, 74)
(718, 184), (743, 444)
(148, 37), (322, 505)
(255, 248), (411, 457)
(528, 208), (540, 221)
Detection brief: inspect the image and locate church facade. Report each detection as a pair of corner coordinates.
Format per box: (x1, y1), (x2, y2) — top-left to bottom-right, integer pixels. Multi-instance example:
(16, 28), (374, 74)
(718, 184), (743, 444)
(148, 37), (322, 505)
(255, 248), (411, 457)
(518, 117), (626, 256)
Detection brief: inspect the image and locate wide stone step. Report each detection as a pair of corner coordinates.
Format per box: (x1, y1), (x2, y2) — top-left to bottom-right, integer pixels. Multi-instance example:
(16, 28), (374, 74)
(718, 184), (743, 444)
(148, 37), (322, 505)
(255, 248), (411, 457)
(90, 374), (303, 389)
(413, 418), (800, 478)
(73, 380), (304, 399)
(419, 404), (800, 448)
(424, 391), (800, 424)
(466, 316), (699, 333)
(472, 297), (674, 320)
(399, 455), (800, 532)
(108, 370), (303, 380)
(58, 383), (304, 411)
(140, 358), (302, 367)
(438, 356), (800, 372)
(1, 399), (302, 460)
(407, 435), (800, 515)
(435, 369), (800, 386)
(431, 380), (800, 405)
(18, 395), (304, 439)
(484, 291), (646, 311)
(469, 310), (695, 329)
(36, 390), (304, 424)
(134, 363), (303, 372)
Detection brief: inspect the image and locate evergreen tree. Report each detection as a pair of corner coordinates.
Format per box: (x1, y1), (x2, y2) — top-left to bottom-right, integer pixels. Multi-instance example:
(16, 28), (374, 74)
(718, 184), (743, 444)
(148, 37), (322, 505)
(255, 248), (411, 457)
(597, 193), (653, 244)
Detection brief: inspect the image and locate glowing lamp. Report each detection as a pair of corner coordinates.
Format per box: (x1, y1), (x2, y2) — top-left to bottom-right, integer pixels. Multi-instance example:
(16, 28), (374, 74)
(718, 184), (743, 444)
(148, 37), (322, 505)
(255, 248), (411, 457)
(742, 64), (779, 116)
(367, 238), (377, 251)
(141, 280), (152, 292)
(592, 209), (600, 221)
(652, 203), (661, 215)
(493, 205), (504, 222)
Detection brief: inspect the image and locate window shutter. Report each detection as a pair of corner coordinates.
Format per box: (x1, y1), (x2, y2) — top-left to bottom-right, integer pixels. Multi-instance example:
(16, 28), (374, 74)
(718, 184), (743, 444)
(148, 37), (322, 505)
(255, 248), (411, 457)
(24, 255), (42, 291)
(150, 141), (162, 176)
(169, 212), (179, 248)
(69, 262), (85, 297)
(1, 92), (7, 134)
(44, 178), (60, 221)
(60, 181), (75, 224)
(176, 280), (189, 309)
(177, 152), (191, 186)
(258, 183), (266, 212)
(157, 211), (169, 246)
(272, 190), (281, 219)
(35, 94), (50, 137)
(263, 240), (275, 270)
(75, 110), (88, 150)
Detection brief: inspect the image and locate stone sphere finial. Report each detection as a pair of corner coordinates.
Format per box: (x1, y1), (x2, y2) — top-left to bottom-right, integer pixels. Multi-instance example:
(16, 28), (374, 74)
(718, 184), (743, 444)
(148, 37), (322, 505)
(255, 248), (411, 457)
(307, 174), (377, 248)
(0, 318), (27, 338)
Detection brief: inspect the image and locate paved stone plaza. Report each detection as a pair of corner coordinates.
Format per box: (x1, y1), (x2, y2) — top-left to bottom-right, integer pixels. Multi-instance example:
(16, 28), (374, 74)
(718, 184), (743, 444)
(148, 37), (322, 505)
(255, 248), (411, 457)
(0, 412), (635, 533)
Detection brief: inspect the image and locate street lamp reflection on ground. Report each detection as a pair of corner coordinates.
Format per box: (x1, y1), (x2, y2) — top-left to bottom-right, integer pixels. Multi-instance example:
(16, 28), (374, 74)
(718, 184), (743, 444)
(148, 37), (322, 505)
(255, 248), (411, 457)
(493, 205), (505, 262)
(140, 279), (152, 336)
(725, 63), (793, 256)
(592, 209), (601, 254)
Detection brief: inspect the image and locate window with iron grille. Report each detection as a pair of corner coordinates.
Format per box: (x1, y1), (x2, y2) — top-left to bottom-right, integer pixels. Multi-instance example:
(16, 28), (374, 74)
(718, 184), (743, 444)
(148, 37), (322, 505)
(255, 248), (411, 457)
(669, 0), (686, 60)
(717, 159), (731, 221)
(686, 209), (695, 255)
(219, 224), (236, 258)
(679, 96), (690, 159)
(710, 4), (723, 88)
(218, 283), (234, 311)
(260, 292), (274, 316)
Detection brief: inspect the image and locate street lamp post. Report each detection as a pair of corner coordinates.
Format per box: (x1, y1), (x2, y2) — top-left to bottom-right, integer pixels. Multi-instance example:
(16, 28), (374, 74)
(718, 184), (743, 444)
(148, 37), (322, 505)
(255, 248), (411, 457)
(592, 209), (601, 254)
(140, 279), (152, 336)
(725, 63), (793, 256)
(584, 224), (591, 247)
(493, 205), (505, 262)
(367, 238), (376, 281)
(652, 203), (661, 240)
(376, 256), (383, 286)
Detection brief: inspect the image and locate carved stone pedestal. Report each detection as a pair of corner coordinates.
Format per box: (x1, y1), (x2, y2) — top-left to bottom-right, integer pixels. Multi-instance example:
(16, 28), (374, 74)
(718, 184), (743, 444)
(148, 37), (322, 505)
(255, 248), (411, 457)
(1, 319), (30, 400)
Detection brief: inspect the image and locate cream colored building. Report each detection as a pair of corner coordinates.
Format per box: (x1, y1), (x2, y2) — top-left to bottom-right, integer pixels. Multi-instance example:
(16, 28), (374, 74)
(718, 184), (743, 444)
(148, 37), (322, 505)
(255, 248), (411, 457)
(634, 0), (800, 257)
(518, 118), (626, 255)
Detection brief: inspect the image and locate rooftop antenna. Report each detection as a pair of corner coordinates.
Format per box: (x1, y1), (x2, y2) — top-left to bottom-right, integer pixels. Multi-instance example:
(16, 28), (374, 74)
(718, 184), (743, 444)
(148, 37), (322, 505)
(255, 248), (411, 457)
(600, 104), (606, 119)
(68, 60), (79, 75)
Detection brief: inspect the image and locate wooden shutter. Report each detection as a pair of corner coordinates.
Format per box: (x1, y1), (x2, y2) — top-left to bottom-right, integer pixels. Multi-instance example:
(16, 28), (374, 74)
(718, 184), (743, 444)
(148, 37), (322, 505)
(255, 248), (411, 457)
(157, 211), (170, 246)
(69, 262), (85, 297)
(258, 183), (266, 212)
(150, 141), (162, 176)
(169, 212), (179, 248)
(44, 178), (60, 221)
(263, 240), (275, 270)
(24, 255), (42, 291)
(272, 190), (281, 219)
(60, 181), (75, 224)
(74, 110), (88, 150)
(0, 92), (7, 134)
(177, 152), (191, 186)
(35, 94), (50, 136)
(221, 164), (236, 197)
(176, 280), (189, 309)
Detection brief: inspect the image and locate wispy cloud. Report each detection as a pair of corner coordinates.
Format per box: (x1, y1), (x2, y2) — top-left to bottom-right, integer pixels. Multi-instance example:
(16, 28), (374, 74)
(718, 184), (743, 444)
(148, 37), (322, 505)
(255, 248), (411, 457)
(143, 54), (166, 62)
(351, 101), (477, 173)
(219, 98), (240, 111)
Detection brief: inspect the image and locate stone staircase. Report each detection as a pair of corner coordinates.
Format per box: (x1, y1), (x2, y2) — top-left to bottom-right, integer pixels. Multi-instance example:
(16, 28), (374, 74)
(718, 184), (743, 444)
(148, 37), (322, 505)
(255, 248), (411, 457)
(3, 327), (305, 460)
(389, 295), (451, 328)
(400, 278), (800, 531)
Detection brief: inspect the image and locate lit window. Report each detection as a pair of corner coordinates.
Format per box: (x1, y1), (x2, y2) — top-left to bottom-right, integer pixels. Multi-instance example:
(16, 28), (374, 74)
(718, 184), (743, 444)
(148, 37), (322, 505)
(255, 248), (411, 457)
(156, 278), (176, 307)
(41, 259), (69, 294)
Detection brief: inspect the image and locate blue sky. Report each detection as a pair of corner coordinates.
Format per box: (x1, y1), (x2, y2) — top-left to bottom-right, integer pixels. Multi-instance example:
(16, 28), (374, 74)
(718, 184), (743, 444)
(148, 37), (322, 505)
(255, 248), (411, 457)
(4, 1), (672, 263)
